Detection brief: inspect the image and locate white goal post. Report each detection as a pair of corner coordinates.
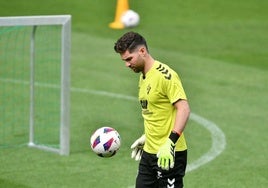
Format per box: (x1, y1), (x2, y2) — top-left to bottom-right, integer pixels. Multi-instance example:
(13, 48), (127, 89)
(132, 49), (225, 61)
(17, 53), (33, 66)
(0, 15), (71, 155)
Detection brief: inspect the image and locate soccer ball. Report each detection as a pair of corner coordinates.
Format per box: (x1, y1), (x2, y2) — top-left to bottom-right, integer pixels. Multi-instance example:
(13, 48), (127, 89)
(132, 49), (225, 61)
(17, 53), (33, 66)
(90, 127), (121, 157)
(121, 10), (140, 28)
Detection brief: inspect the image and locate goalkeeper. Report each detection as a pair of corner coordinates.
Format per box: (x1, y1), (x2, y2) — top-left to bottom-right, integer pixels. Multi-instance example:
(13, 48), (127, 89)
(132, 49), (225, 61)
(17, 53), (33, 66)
(114, 32), (190, 188)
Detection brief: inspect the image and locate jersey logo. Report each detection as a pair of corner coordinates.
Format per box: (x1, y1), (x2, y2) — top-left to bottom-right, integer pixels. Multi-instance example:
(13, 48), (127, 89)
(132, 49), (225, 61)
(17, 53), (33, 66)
(140, 99), (153, 115)
(147, 84), (151, 94)
(156, 64), (172, 80)
(140, 100), (148, 109)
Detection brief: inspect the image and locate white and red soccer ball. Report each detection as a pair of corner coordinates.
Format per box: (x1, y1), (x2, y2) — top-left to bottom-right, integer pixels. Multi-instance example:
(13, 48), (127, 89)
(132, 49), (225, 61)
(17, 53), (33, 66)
(90, 127), (121, 157)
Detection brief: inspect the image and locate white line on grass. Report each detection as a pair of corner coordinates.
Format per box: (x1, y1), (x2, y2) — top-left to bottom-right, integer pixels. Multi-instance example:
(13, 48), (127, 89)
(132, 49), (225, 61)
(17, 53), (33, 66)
(71, 88), (227, 165)
(0, 78), (226, 185)
(72, 87), (226, 188)
(186, 113), (226, 172)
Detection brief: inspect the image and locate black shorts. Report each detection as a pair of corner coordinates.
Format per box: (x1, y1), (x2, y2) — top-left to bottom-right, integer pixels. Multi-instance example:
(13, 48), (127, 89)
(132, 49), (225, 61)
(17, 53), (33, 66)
(136, 150), (187, 188)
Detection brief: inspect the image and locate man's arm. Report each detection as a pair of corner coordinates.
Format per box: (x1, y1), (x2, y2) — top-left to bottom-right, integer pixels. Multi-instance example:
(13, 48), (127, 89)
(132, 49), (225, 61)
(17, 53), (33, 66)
(172, 99), (190, 135)
(157, 99), (190, 170)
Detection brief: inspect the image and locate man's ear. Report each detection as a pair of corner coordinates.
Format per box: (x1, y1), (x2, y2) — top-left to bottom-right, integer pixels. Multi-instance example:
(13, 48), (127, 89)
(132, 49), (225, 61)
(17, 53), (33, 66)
(138, 46), (146, 56)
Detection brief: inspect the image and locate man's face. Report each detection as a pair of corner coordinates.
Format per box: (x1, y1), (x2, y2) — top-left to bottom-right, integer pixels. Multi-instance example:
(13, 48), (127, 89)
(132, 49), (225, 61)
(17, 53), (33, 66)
(120, 48), (144, 73)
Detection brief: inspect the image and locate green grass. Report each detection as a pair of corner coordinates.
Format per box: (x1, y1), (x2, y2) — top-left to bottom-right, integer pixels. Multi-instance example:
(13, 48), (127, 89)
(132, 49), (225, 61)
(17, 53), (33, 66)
(0, 0), (268, 187)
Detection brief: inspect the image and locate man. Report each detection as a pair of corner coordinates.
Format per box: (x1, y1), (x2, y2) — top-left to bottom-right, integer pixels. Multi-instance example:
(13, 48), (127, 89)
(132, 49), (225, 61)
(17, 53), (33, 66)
(114, 31), (190, 188)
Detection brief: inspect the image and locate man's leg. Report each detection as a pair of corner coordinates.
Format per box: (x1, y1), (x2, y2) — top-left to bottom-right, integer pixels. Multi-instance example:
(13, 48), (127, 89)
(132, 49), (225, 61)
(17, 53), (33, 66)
(136, 151), (158, 188)
(158, 150), (187, 188)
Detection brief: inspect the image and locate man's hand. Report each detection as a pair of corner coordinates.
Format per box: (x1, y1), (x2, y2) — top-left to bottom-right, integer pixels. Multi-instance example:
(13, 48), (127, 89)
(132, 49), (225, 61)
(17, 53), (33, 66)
(157, 138), (175, 170)
(130, 134), (145, 161)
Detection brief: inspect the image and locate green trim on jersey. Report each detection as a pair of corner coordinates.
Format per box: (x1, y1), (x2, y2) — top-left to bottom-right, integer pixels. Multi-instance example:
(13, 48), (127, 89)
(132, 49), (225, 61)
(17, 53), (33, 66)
(139, 61), (187, 154)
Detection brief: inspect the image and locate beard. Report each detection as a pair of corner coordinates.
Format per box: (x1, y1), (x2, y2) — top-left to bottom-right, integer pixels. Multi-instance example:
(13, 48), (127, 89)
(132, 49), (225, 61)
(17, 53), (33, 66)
(130, 57), (144, 73)
(131, 67), (141, 73)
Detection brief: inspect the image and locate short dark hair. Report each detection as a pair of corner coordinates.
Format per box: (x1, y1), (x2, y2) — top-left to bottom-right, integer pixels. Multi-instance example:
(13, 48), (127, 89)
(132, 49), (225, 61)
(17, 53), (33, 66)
(114, 31), (148, 53)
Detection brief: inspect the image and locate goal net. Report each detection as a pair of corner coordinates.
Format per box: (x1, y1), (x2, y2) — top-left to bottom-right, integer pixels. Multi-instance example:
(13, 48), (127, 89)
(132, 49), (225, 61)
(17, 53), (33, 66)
(0, 15), (71, 155)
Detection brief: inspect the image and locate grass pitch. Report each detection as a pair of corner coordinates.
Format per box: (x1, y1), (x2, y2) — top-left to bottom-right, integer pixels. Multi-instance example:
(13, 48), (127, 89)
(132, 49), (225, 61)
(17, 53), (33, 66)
(0, 0), (267, 187)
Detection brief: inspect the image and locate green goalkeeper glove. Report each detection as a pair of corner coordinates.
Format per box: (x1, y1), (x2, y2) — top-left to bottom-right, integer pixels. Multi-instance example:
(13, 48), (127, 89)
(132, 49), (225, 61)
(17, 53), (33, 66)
(157, 131), (180, 170)
(130, 134), (145, 161)
(157, 138), (175, 170)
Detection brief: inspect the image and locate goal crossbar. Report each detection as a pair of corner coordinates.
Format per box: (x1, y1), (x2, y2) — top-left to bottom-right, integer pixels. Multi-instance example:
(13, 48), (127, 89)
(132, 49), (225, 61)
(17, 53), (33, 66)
(0, 15), (71, 26)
